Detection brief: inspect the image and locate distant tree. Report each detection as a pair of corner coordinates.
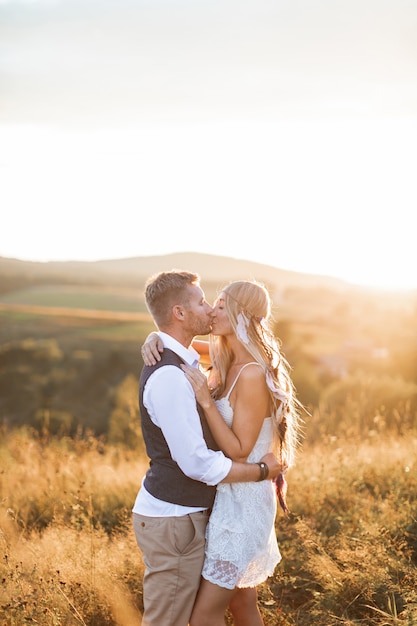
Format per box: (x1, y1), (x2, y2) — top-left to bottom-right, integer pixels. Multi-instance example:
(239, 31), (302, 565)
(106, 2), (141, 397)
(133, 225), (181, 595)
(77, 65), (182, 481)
(108, 374), (145, 452)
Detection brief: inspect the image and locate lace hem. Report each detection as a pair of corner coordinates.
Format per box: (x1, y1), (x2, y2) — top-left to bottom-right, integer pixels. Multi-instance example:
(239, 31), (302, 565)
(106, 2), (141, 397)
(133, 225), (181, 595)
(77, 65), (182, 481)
(202, 553), (281, 590)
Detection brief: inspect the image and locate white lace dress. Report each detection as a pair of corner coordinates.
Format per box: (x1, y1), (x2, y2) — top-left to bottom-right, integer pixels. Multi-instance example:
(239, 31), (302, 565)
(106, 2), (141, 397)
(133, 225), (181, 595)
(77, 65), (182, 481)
(202, 364), (281, 590)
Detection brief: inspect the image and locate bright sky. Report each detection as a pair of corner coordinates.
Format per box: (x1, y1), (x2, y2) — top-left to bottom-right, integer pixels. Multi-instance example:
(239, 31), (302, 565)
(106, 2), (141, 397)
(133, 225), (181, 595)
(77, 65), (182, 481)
(1, 0), (417, 290)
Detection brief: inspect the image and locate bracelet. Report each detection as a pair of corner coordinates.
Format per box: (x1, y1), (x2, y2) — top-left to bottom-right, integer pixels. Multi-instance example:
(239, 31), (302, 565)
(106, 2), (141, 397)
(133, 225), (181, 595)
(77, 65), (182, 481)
(256, 461), (269, 481)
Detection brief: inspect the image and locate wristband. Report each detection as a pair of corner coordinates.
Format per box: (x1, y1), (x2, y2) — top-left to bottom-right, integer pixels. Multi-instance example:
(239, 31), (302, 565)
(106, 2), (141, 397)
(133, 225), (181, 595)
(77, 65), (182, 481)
(256, 461), (269, 481)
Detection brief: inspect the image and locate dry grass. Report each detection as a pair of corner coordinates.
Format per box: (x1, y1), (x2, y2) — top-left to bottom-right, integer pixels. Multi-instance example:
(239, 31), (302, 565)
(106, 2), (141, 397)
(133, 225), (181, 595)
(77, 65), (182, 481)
(257, 437), (417, 625)
(1, 431), (417, 625)
(0, 431), (147, 625)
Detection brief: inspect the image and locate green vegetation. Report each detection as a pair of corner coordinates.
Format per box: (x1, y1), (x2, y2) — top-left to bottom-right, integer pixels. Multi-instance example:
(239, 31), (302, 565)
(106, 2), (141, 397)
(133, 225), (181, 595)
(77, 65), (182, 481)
(0, 305), (158, 437)
(0, 285), (147, 313)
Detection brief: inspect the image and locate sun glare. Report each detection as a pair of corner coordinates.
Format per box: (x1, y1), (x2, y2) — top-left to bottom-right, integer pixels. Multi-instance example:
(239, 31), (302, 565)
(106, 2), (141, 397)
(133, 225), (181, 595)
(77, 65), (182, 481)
(1, 120), (416, 293)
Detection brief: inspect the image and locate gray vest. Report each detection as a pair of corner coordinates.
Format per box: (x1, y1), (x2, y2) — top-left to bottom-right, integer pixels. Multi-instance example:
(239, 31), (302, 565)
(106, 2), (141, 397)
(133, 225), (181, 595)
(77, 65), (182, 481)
(139, 348), (218, 507)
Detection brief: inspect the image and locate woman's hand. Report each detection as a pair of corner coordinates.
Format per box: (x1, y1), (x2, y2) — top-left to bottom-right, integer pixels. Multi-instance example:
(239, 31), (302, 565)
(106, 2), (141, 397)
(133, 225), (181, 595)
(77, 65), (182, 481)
(141, 332), (164, 366)
(181, 364), (213, 410)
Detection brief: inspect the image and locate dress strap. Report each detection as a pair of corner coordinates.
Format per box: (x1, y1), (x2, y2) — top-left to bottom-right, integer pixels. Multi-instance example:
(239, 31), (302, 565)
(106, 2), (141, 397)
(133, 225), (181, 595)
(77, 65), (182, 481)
(225, 362), (261, 400)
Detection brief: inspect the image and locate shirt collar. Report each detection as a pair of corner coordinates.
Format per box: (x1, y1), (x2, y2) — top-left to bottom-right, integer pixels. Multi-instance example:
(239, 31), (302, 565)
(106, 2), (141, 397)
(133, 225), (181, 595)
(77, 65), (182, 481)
(159, 331), (200, 367)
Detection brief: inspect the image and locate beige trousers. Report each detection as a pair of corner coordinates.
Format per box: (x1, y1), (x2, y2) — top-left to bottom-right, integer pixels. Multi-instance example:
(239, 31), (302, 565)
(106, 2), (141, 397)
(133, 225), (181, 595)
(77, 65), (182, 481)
(132, 510), (209, 626)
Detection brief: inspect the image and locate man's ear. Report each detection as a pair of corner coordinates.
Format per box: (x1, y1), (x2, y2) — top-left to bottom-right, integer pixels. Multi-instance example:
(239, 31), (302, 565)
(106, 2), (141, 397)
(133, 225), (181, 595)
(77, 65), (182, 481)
(173, 305), (185, 321)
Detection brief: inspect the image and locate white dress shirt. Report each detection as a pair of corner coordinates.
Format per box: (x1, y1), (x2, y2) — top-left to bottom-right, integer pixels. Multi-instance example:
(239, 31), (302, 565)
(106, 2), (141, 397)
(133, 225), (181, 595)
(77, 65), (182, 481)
(132, 332), (232, 517)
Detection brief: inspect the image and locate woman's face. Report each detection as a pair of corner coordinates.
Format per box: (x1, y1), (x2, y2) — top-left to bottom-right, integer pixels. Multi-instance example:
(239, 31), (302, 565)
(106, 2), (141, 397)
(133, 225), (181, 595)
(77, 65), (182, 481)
(211, 292), (234, 337)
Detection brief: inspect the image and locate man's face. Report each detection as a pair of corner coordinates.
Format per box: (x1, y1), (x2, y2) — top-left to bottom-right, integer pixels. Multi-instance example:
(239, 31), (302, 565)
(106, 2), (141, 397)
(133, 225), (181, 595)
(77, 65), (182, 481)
(183, 283), (213, 337)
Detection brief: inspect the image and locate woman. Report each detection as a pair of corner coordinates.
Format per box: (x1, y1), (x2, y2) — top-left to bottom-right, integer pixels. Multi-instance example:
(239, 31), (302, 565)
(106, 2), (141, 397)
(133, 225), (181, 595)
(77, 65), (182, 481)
(142, 280), (301, 626)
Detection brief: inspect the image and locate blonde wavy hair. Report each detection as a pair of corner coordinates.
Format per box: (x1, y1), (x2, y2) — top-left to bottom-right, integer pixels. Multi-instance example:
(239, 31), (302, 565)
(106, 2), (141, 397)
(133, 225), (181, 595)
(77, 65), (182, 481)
(209, 280), (302, 467)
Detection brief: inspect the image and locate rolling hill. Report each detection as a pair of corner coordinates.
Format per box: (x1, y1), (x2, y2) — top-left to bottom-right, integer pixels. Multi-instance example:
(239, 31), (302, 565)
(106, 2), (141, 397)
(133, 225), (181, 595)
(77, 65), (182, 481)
(0, 251), (352, 297)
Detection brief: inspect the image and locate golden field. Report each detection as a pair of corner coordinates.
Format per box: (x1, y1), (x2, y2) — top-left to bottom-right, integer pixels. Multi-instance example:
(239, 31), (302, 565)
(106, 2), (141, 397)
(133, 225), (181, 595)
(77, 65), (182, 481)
(1, 429), (416, 625)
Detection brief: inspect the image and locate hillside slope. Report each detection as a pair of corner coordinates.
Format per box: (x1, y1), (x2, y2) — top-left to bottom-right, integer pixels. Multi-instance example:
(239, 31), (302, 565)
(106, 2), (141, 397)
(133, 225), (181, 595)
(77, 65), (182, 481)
(0, 251), (348, 295)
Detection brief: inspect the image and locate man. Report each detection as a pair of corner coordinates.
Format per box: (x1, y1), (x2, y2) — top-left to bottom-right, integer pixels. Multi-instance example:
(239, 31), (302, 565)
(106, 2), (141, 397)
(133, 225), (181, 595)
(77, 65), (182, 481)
(132, 270), (283, 626)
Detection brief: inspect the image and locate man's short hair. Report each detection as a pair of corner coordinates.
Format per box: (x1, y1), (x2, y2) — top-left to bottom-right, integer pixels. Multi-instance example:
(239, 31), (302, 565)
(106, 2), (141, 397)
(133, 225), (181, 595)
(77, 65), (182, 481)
(144, 270), (200, 327)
